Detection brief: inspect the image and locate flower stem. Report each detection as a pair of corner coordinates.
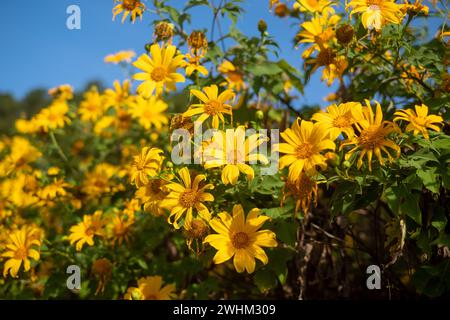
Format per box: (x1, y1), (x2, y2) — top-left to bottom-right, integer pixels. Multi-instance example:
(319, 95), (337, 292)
(49, 131), (69, 164)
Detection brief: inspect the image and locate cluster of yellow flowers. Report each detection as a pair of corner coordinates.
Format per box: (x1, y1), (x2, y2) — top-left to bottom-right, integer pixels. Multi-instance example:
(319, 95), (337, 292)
(0, 0), (445, 300)
(290, 0), (430, 87)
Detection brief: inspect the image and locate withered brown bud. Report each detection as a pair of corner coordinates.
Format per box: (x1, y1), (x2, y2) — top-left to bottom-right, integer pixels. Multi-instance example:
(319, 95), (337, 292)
(170, 114), (195, 135)
(185, 219), (209, 240)
(336, 24), (354, 45)
(154, 21), (174, 42)
(274, 3), (289, 17)
(316, 48), (336, 66)
(188, 31), (208, 52)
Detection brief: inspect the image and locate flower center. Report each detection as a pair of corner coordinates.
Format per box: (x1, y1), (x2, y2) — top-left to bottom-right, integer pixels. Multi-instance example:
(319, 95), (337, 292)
(296, 143), (313, 159)
(227, 71), (243, 83)
(316, 48), (335, 66)
(122, 0), (140, 10)
(368, 4), (381, 11)
(85, 227), (95, 237)
(15, 247), (28, 260)
(179, 189), (198, 208)
(411, 117), (427, 127)
(358, 126), (385, 149)
(151, 67), (167, 82)
(204, 100), (222, 115)
(232, 232), (250, 249)
(48, 113), (59, 122)
(333, 114), (351, 128)
(226, 148), (245, 164)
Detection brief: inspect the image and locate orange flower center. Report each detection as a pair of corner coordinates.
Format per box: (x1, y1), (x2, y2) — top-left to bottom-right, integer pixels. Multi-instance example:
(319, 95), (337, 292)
(151, 67), (167, 82)
(85, 227), (95, 237)
(316, 48), (335, 66)
(204, 100), (223, 115)
(232, 232), (250, 249)
(333, 114), (352, 128)
(227, 71), (243, 83)
(296, 143), (313, 159)
(411, 116), (427, 127)
(179, 189), (198, 208)
(358, 126), (385, 149)
(122, 0), (140, 10)
(15, 247), (28, 260)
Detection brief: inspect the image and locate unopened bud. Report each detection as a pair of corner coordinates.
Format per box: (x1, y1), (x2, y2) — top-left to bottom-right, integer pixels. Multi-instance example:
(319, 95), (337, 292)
(258, 19), (267, 33)
(255, 110), (264, 120)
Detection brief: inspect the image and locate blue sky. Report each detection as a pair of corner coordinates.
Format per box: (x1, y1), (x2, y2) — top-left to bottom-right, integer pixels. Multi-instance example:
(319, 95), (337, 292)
(0, 0), (336, 108)
(0, 1), (440, 108)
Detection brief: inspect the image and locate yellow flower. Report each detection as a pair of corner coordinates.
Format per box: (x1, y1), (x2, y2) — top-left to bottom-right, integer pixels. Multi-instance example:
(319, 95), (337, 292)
(276, 118), (335, 181)
(203, 126), (269, 185)
(129, 95), (168, 130)
(2, 227), (41, 278)
(160, 167), (214, 230)
(296, 12), (340, 59)
(312, 102), (362, 140)
(48, 84), (74, 100)
(203, 204), (277, 274)
(104, 50), (136, 64)
(135, 178), (169, 216)
(104, 80), (133, 109)
(294, 0), (333, 13)
(82, 163), (122, 199)
(78, 88), (105, 122)
(394, 104), (443, 139)
(340, 100), (401, 171)
(281, 173), (318, 215)
(182, 53), (208, 76)
(94, 116), (115, 137)
(0, 173), (39, 207)
(107, 213), (134, 246)
(130, 147), (164, 188)
(308, 48), (347, 86)
(15, 119), (38, 134)
(35, 100), (71, 132)
(347, 0), (403, 31)
(68, 211), (107, 251)
(112, 0), (145, 23)
(400, 64), (429, 90)
(0, 137), (41, 176)
(217, 61), (246, 91)
(133, 43), (185, 97)
(124, 276), (175, 300)
(92, 258), (112, 295)
(183, 85), (235, 129)
(400, 0), (429, 16)
(38, 179), (70, 200)
(47, 167), (60, 176)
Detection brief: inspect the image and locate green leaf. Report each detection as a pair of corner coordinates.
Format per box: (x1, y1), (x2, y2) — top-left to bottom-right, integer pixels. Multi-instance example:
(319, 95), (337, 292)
(262, 204), (294, 219)
(401, 192), (422, 225)
(417, 168), (440, 194)
(247, 62), (282, 76)
(431, 207), (447, 232)
(273, 219), (297, 246)
(254, 269), (278, 293)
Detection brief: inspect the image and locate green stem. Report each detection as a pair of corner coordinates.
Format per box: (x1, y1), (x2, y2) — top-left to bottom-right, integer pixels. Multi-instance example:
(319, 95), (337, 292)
(49, 131), (69, 164)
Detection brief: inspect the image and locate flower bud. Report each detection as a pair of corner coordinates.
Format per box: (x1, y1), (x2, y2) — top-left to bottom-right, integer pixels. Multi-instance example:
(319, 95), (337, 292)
(274, 3), (289, 17)
(336, 24), (354, 45)
(258, 19), (267, 33)
(255, 110), (264, 120)
(154, 21), (174, 42)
